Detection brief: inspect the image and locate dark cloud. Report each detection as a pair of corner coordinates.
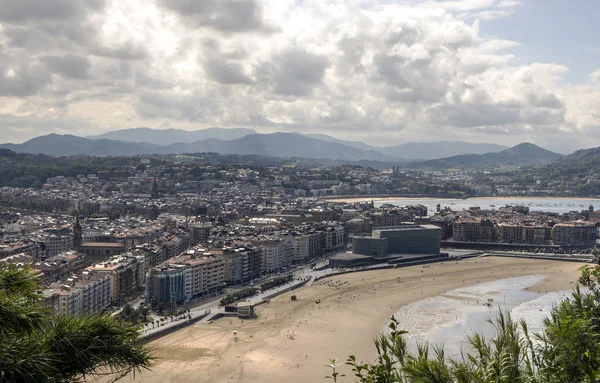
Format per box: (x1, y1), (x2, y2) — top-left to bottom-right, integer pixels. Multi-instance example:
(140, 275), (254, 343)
(0, 57), (52, 97)
(429, 102), (520, 128)
(204, 58), (253, 85)
(374, 54), (410, 89)
(158, 0), (275, 33)
(430, 100), (566, 129)
(92, 41), (149, 61)
(41, 55), (91, 79)
(0, 0), (105, 23)
(526, 92), (563, 109)
(260, 48), (330, 96)
(136, 91), (219, 121)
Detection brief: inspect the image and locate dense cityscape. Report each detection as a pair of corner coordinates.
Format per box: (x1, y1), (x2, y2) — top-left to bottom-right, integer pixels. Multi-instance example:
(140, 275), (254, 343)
(1, 152), (599, 323)
(2, 0), (600, 381)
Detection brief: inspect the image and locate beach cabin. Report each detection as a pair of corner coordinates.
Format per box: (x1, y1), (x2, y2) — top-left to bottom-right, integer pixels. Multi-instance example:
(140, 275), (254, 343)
(236, 301), (254, 319)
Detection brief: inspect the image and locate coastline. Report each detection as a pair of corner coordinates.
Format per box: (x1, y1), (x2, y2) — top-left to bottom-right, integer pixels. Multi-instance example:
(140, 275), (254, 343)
(93, 257), (585, 383)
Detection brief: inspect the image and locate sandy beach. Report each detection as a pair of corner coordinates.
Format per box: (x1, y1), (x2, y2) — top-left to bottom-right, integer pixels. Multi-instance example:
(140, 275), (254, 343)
(96, 257), (585, 383)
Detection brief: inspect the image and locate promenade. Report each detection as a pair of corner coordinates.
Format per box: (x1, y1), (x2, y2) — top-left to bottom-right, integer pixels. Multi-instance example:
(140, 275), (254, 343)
(139, 265), (339, 340)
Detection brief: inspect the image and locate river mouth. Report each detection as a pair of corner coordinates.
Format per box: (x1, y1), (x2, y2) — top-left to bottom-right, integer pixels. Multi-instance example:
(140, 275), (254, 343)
(382, 275), (572, 357)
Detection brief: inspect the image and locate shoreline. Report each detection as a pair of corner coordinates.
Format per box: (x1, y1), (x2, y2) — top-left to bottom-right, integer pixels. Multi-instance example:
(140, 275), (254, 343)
(93, 257), (584, 383)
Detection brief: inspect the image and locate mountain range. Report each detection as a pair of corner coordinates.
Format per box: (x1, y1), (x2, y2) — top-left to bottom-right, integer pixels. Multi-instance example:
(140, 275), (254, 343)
(0, 127), (559, 166)
(413, 143), (562, 168)
(89, 127), (256, 145)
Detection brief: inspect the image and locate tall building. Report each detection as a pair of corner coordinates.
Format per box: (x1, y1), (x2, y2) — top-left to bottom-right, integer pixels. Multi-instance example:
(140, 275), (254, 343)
(73, 216), (82, 250)
(87, 255), (145, 306)
(256, 240), (289, 274)
(150, 177), (159, 199)
(324, 224), (346, 252)
(146, 266), (185, 307)
(146, 250), (226, 306)
(191, 223), (212, 245)
(291, 234), (309, 264)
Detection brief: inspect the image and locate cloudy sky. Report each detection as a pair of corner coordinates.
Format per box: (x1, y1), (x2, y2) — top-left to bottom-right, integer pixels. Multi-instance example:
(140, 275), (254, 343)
(0, 0), (598, 153)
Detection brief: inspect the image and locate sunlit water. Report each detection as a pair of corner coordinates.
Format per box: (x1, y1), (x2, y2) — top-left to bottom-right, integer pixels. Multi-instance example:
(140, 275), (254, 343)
(382, 276), (575, 357)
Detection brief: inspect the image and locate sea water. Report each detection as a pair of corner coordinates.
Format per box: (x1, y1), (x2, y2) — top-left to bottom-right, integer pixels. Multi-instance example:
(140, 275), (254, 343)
(383, 276), (573, 357)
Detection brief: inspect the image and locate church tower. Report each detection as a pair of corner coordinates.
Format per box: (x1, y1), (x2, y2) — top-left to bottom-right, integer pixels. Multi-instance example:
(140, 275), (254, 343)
(73, 216), (82, 250)
(151, 177), (159, 199)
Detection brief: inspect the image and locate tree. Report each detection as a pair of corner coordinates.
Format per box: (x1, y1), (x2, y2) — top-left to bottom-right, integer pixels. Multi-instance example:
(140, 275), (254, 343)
(0, 264), (152, 382)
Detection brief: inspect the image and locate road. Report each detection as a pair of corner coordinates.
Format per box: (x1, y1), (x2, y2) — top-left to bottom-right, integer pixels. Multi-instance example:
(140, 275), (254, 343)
(139, 264), (346, 339)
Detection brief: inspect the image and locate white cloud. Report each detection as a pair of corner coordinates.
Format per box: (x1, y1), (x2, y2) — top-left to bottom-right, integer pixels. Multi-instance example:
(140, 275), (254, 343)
(0, 0), (597, 151)
(496, 0), (523, 8)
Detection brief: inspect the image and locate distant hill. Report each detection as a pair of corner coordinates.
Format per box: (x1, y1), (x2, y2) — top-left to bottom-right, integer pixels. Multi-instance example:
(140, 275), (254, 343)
(0, 132), (559, 165)
(90, 127), (256, 145)
(301, 133), (379, 152)
(377, 141), (508, 160)
(536, 146), (600, 178)
(414, 143), (562, 169)
(0, 133), (397, 161)
(301, 135), (506, 160)
(0, 134), (157, 156)
(163, 133), (398, 161)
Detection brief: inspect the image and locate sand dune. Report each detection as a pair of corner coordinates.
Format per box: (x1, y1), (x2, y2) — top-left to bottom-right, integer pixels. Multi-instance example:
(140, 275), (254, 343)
(92, 257), (585, 383)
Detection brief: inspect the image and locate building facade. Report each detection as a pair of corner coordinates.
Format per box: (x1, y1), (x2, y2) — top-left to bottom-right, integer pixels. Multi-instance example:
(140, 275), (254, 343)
(552, 223), (598, 246)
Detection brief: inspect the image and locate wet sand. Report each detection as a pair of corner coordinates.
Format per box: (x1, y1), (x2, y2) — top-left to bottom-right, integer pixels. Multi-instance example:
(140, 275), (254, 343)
(94, 257), (585, 383)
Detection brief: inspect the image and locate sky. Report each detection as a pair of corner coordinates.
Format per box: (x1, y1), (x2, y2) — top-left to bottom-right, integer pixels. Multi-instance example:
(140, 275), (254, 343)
(0, 0), (599, 153)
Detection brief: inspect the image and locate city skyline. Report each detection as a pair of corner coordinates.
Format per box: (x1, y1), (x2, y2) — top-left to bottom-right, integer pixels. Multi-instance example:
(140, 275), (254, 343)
(1, 0), (599, 153)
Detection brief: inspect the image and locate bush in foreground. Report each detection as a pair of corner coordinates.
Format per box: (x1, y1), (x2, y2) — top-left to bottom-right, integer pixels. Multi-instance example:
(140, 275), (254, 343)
(0, 264), (152, 382)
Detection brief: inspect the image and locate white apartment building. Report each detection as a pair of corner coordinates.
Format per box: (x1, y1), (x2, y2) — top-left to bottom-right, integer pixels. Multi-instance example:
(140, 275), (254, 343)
(325, 225), (346, 252)
(257, 240), (288, 274)
(292, 234), (310, 263)
(51, 271), (111, 316)
(171, 252), (226, 300)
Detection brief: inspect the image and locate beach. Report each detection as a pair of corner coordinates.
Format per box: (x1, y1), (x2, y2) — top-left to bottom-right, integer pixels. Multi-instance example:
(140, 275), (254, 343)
(95, 257), (585, 383)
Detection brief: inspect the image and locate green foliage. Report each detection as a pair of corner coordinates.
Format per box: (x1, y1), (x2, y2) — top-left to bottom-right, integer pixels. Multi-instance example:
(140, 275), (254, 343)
(0, 264), (152, 382)
(0, 153), (148, 189)
(260, 274), (294, 291)
(220, 287), (258, 306)
(328, 257), (600, 383)
(116, 304), (150, 325)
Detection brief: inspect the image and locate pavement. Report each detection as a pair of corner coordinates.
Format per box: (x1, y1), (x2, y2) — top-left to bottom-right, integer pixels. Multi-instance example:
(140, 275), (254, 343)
(138, 251), (353, 339)
(139, 265), (348, 338)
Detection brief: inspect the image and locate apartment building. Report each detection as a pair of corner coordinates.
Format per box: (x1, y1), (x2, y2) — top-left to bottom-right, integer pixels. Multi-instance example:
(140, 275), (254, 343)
(38, 234), (73, 258)
(453, 220), (496, 242)
(221, 246), (261, 286)
(324, 224), (346, 252)
(146, 249), (226, 306)
(292, 234), (310, 264)
(47, 271), (112, 316)
(552, 223), (598, 246)
(191, 223), (212, 245)
(497, 224), (522, 244)
(87, 254), (145, 306)
(256, 239), (290, 274)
